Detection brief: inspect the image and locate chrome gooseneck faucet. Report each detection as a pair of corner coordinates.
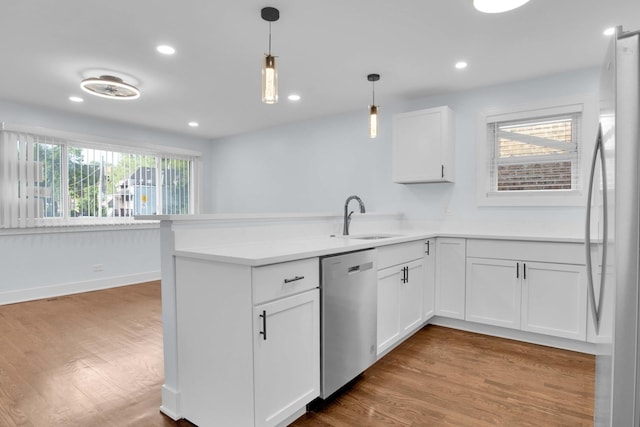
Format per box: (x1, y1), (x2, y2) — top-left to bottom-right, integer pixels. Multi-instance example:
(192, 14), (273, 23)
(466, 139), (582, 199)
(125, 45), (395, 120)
(343, 195), (366, 236)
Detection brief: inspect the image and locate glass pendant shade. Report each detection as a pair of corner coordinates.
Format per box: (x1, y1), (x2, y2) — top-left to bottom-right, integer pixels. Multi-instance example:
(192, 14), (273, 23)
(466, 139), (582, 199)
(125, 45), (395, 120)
(369, 105), (378, 139)
(262, 54), (278, 104)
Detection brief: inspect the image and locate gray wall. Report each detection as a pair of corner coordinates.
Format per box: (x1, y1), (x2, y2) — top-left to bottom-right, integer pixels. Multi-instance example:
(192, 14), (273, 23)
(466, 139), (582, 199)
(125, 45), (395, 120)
(210, 68), (598, 235)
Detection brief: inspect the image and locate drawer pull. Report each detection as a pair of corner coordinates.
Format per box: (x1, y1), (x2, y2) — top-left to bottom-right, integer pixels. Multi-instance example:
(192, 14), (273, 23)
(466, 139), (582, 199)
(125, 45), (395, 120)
(259, 310), (267, 340)
(284, 275), (305, 284)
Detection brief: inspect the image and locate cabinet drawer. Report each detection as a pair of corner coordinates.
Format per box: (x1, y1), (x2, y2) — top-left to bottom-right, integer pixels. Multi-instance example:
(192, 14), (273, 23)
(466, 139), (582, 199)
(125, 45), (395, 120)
(252, 258), (319, 304)
(377, 241), (424, 270)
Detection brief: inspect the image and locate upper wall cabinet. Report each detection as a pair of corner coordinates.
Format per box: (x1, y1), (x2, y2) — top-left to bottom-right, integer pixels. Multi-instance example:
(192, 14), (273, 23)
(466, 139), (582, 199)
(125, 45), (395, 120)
(392, 106), (456, 183)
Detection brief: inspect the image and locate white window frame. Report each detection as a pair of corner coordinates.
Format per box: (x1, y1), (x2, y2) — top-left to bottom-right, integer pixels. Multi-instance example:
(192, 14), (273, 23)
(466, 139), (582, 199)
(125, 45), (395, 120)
(0, 123), (202, 229)
(476, 95), (597, 207)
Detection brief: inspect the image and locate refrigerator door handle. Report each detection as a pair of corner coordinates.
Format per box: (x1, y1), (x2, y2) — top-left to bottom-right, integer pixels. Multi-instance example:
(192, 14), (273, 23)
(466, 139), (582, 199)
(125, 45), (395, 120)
(585, 124), (608, 334)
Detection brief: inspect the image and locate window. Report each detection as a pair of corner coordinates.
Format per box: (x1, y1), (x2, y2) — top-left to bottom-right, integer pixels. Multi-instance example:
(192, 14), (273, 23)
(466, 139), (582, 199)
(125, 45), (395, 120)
(490, 114), (580, 192)
(477, 99), (594, 206)
(0, 124), (200, 228)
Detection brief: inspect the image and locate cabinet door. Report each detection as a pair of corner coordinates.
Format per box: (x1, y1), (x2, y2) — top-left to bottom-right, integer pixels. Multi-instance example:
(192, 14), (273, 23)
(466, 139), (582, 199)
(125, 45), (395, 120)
(400, 259), (424, 335)
(466, 257), (521, 329)
(253, 289), (320, 427)
(392, 106), (454, 183)
(521, 262), (587, 341)
(423, 239), (436, 320)
(377, 267), (401, 355)
(435, 238), (466, 319)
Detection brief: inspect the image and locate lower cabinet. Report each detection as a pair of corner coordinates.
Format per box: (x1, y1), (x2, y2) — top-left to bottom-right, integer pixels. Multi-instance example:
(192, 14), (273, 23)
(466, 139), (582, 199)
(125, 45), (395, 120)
(423, 239), (435, 320)
(253, 290), (320, 427)
(175, 256), (320, 427)
(521, 262), (586, 340)
(465, 240), (587, 341)
(376, 241), (424, 356)
(466, 257), (521, 329)
(435, 238), (466, 319)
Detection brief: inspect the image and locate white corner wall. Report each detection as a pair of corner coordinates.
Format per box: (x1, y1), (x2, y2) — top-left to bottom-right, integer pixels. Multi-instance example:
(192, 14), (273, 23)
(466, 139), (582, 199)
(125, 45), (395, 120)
(0, 101), (214, 304)
(210, 68), (599, 238)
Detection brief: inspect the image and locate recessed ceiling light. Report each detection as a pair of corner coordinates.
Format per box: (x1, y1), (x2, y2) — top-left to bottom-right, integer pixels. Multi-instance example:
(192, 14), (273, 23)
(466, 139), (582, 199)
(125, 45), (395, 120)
(473, 0), (530, 13)
(455, 61), (468, 69)
(188, 121), (199, 127)
(157, 45), (176, 55)
(288, 94), (301, 101)
(69, 96), (84, 103)
(603, 27), (615, 36)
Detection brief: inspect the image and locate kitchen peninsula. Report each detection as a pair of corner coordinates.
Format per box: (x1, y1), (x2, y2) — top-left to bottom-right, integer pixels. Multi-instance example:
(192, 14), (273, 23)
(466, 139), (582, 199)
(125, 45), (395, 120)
(145, 213), (595, 427)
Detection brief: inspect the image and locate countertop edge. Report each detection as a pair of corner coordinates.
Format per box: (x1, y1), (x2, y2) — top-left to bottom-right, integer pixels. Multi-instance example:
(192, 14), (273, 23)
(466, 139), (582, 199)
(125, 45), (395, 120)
(173, 232), (584, 267)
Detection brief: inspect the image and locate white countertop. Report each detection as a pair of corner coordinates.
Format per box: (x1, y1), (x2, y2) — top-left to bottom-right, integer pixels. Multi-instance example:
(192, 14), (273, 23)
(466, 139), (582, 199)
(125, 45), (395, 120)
(174, 231), (584, 267)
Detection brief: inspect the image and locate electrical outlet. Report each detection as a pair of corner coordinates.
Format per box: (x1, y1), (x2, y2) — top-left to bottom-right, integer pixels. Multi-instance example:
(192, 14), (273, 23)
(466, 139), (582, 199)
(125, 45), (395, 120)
(92, 264), (104, 272)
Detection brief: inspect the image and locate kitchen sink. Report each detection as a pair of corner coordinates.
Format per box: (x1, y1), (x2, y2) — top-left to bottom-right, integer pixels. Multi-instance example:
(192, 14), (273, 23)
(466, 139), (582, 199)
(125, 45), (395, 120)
(347, 234), (400, 240)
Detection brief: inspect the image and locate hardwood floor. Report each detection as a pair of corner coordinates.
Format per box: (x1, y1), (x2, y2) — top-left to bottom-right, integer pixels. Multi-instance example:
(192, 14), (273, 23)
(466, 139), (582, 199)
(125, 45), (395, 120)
(0, 281), (190, 427)
(0, 282), (594, 426)
(293, 327), (595, 427)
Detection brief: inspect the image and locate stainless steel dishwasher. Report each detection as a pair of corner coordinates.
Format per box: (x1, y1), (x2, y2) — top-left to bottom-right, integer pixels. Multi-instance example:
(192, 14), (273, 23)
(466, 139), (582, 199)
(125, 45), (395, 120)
(320, 249), (377, 399)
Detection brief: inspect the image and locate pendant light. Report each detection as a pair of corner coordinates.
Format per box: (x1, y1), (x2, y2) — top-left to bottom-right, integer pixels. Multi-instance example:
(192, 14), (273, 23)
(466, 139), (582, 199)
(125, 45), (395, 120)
(367, 74), (380, 139)
(261, 7), (279, 104)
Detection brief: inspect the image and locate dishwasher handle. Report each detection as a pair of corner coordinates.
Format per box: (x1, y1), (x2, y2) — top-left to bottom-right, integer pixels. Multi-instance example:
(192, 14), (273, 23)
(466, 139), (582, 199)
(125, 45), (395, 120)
(347, 261), (373, 274)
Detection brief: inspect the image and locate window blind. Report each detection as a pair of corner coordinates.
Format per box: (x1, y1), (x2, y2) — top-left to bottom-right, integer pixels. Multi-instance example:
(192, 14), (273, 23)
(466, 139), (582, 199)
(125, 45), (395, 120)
(0, 125), (198, 229)
(488, 113), (580, 193)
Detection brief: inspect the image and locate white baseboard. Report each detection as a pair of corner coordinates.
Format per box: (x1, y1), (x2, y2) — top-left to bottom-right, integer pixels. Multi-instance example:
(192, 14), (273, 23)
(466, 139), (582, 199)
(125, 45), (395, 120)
(430, 316), (597, 355)
(160, 384), (181, 421)
(0, 271), (160, 306)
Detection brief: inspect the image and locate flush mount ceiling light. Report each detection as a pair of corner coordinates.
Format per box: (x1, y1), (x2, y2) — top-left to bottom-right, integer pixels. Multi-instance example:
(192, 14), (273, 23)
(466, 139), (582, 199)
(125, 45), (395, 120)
(367, 73), (380, 139)
(261, 6), (279, 104)
(80, 75), (140, 100)
(473, 0), (530, 13)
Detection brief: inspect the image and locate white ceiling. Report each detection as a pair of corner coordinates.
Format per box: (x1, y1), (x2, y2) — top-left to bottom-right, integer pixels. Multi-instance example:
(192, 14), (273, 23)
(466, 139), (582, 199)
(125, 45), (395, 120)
(2, 1), (639, 140)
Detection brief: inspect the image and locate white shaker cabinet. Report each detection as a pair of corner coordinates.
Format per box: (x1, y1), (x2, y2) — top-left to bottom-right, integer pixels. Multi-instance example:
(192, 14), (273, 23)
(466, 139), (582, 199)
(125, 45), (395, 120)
(423, 239), (436, 320)
(521, 261), (586, 341)
(466, 257), (521, 329)
(435, 238), (466, 319)
(466, 240), (587, 341)
(392, 106), (455, 183)
(254, 290), (319, 427)
(175, 256), (320, 427)
(376, 241), (424, 356)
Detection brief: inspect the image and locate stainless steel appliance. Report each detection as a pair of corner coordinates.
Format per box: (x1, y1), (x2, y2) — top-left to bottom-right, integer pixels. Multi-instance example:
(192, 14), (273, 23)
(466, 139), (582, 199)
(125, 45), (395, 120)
(320, 249), (377, 398)
(586, 26), (640, 426)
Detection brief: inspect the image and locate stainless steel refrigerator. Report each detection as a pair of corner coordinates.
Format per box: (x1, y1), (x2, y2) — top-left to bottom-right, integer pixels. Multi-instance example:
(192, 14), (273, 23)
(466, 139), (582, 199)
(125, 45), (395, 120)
(586, 26), (640, 426)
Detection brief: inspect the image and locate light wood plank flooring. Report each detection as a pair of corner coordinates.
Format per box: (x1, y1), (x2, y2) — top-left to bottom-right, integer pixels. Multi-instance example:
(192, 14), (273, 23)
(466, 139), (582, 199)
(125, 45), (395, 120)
(0, 282), (594, 426)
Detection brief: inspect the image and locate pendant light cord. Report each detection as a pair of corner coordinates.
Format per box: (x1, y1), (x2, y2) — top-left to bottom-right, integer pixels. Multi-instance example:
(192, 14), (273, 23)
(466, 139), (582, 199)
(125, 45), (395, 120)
(372, 81), (376, 105)
(268, 22), (272, 55)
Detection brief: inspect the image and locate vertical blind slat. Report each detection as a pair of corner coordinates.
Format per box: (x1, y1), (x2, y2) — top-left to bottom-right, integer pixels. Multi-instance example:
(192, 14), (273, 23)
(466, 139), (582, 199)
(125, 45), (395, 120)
(0, 127), (197, 229)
